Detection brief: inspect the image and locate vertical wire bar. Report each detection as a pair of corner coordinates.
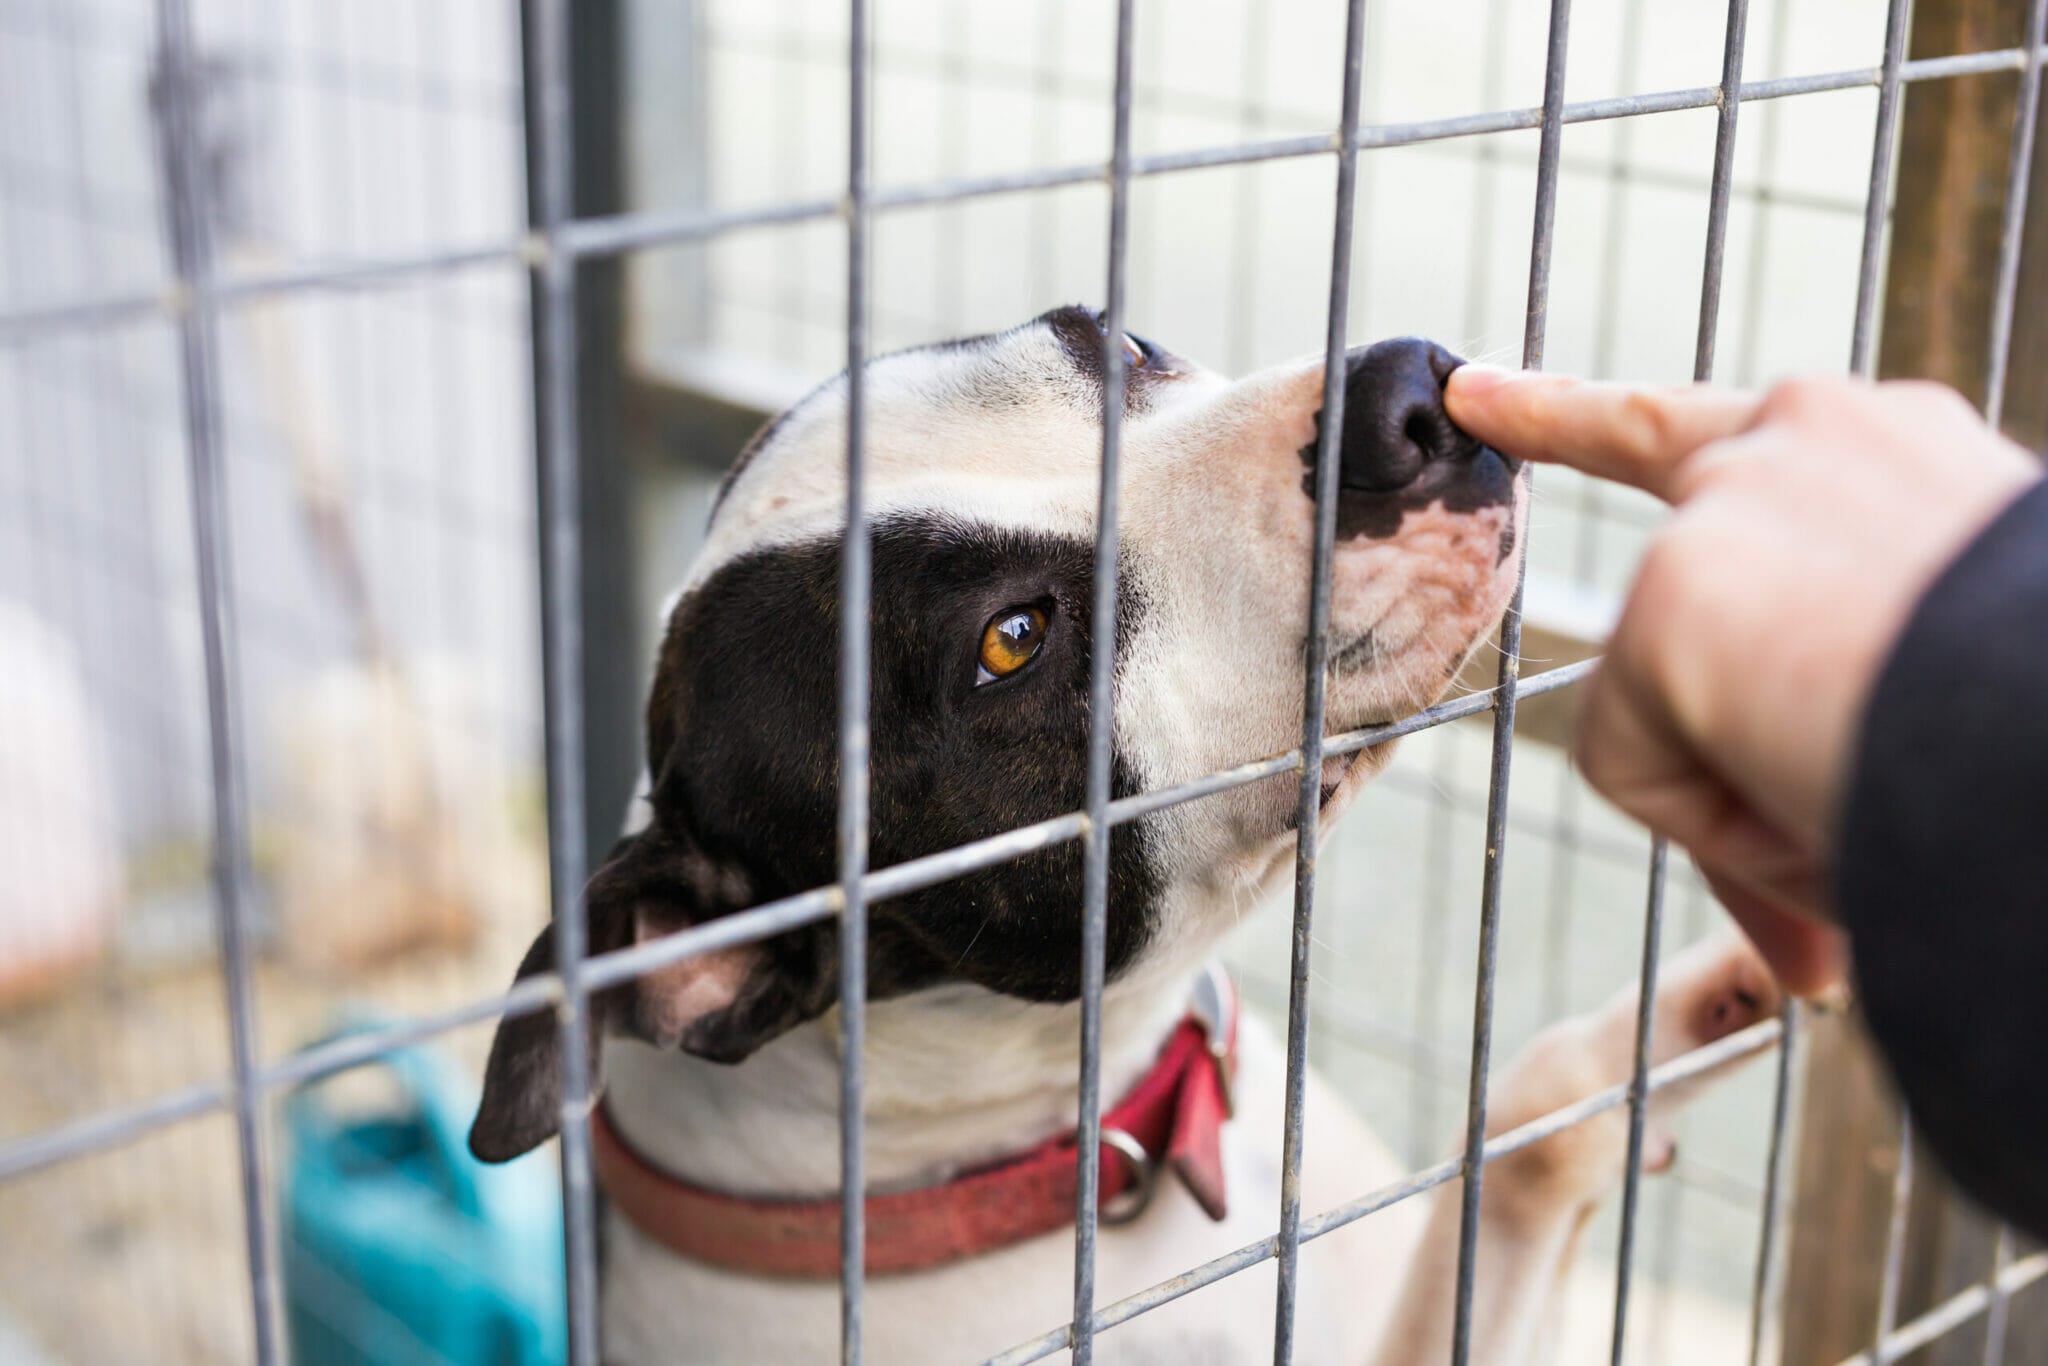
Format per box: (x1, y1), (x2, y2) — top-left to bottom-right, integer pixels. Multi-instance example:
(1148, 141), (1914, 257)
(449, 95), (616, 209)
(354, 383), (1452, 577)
(1849, 15), (1915, 1358)
(1981, 1225), (2015, 1365)
(1451, 6), (1570, 1362)
(1871, 1115), (1916, 1366)
(1985, 0), (2048, 426)
(1420, 0), (1515, 1169)
(1225, 0), (1275, 377)
(1613, 7), (1748, 1358)
(1607, 844), (1668, 1366)
(1734, 0), (1797, 389)
(1549, 0), (1638, 1016)
(1572, 0), (1645, 587)
(1647, 878), (1712, 1364)
(528, 2), (602, 1362)
(1693, 0), (1751, 386)
(1747, 999), (1803, 1366)
(1851, 0), (1913, 379)
(1937, 10), (2042, 1359)
(1271, 2), (1371, 1360)
(1068, 3), (1135, 1359)
(1962, 9), (2041, 1358)
(840, 2), (873, 1360)
(153, 3), (280, 1360)
(1459, 0), (1514, 355)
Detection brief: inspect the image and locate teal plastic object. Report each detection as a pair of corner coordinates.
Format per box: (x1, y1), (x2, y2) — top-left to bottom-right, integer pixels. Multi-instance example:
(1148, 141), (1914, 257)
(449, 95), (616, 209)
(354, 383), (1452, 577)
(283, 1021), (567, 1366)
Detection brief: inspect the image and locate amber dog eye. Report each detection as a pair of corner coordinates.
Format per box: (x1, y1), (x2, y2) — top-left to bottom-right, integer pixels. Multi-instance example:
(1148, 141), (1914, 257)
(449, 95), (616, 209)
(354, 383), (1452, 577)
(1119, 332), (1147, 370)
(976, 606), (1048, 684)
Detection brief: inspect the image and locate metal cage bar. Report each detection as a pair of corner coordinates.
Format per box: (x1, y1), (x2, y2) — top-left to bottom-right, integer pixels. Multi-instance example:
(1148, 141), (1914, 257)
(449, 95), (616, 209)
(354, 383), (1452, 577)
(1982, 1225), (2017, 1365)
(1871, 1114), (1916, 1366)
(1449, 3), (1572, 1360)
(1854, 0), (1913, 379)
(1608, 843), (1669, 1365)
(1964, 5), (2047, 1354)
(0, 657), (1603, 1192)
(1068, 3), (1137, 1359)
(1612, 3), (1751, 1356)
(838, 1), (875, 1359)
(1748, 999), (1804, 1366)
(1841, 1249), (2048, 1366)
(152, 1), (281, 1360)
(1987, 0), (2048, 425)
(8, 46), (2048, 348)
(1850, 11), (1914, 1359)
(526, 2), (602, 1363)
(1272, 1), (1371, 1359)
(989, 1018), (1787, 1365)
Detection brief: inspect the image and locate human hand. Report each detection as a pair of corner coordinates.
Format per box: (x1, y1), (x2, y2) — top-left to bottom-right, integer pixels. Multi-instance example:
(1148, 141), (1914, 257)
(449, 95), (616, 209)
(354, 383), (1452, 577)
(1446, 367), (2038, 995)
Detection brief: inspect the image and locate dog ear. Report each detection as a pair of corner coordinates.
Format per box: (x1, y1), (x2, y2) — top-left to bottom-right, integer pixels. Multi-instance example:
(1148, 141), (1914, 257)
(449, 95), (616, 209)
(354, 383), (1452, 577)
(468, 827), (830, 1163)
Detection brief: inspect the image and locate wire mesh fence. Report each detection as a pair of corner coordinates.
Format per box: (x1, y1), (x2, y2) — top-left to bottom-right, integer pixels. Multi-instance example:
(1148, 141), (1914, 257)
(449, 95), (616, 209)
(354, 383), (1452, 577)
(0, 0), (2043, 1363)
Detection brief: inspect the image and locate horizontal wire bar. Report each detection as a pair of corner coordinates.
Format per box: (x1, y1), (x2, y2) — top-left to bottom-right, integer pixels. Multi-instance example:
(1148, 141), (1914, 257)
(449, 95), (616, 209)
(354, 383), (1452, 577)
(0, 1082), (230, 1182)
(262, 974), (565, 1090)
(986, 1016), (1784, 1366)
(1834, 1252), (2048, 1366)
(6, 45), (2046, 346)
(0, 971), (567, 1184)
(0, 657), (1598, 1181)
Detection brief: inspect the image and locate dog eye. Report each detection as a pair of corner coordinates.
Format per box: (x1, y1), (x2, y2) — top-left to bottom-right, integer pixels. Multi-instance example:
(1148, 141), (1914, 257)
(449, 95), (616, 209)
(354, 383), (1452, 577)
(977, 606), (1048, 684)
(1119, 333), (1147, 370)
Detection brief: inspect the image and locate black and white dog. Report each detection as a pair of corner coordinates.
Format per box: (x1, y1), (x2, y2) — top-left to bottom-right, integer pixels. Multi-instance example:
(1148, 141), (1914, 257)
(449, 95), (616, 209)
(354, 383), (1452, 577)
(470, 310), (1777, 1363)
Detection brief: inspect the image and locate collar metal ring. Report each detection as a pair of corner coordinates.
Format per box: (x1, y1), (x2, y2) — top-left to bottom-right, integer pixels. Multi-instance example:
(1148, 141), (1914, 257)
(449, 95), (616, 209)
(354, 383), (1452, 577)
(1098, 1127), (1158, 1226)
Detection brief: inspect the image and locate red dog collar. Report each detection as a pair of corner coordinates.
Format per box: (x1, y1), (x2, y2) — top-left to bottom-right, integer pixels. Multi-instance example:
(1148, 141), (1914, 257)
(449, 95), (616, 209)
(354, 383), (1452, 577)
(590, 966), (1239, 1279)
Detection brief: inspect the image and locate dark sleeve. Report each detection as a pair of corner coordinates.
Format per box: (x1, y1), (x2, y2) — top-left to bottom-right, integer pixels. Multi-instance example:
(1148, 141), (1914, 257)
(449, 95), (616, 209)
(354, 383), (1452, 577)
(1837, 474), (2048, 1240)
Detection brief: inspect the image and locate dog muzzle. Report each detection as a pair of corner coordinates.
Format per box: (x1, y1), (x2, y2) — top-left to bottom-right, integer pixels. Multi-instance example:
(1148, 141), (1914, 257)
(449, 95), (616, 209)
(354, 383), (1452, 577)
(589, 965), (1240, 1279)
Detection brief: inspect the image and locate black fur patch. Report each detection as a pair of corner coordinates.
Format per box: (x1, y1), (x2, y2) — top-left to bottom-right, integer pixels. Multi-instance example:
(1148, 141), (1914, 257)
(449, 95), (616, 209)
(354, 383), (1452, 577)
(643, 516), (1163, 1029)
(1038, 304), (1176, 414)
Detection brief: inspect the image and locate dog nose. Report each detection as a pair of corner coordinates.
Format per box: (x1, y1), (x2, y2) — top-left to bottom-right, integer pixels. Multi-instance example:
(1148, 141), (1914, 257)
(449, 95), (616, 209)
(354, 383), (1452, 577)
(1334, 337), (1482, 493)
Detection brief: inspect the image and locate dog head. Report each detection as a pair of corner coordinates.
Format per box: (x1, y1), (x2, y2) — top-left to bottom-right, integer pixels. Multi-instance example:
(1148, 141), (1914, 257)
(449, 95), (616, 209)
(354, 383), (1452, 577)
(471, 307), (1525, 1161)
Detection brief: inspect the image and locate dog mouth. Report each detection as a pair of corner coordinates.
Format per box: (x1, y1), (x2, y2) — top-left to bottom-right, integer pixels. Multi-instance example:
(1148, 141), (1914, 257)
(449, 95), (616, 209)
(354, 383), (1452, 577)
(1318, 752), (1358, 808)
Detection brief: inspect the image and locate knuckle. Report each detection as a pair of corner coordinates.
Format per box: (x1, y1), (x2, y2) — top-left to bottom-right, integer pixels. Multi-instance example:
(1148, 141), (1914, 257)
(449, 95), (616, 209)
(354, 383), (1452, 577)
(1614, 386), (1683, 464)
(1758, 373), (1853, 427)
(1887, 377), (1976, 421)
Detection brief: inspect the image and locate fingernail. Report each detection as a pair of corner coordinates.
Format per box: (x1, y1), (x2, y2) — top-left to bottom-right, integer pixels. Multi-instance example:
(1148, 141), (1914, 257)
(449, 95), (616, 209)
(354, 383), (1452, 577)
(1447, 362), (1514, 399)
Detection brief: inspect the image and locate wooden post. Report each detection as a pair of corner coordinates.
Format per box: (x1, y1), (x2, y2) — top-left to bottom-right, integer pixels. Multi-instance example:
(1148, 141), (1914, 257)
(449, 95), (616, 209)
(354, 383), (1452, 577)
(1782, 0), (2048, 1361)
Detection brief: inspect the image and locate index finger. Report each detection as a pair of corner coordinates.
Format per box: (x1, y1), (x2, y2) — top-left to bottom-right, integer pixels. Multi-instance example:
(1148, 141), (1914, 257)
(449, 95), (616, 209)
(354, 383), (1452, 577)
(1445, 365), (1761, 504)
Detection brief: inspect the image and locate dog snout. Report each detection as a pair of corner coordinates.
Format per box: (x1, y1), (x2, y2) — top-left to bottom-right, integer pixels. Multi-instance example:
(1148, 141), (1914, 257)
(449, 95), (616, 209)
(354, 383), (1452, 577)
(1332, 337), (1491, 493)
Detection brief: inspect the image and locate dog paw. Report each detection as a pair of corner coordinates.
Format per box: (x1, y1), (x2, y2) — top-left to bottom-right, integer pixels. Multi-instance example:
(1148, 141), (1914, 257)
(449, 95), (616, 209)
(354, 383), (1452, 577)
(1478, 932), (1779, 1214)
(1638, 931), (1781, 1077)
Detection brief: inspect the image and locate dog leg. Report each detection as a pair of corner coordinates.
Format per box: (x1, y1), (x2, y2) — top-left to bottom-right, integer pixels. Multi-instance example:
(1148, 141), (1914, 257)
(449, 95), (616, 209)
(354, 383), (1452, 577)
(1365, 932), (1779, 1365)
